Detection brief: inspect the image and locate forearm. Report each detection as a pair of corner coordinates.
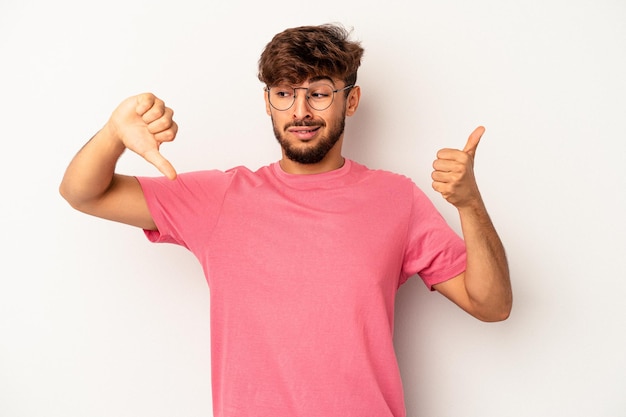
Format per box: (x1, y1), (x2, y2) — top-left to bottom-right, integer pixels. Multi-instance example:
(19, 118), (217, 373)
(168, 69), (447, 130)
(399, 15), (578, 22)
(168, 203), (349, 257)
(458, 197), (512, 321)
(59, 123), (125, 210)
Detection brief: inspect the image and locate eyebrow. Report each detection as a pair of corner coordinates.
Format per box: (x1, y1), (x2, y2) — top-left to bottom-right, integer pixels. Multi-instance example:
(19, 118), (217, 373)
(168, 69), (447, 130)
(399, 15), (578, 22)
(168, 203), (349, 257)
(308, 76), (335, 85)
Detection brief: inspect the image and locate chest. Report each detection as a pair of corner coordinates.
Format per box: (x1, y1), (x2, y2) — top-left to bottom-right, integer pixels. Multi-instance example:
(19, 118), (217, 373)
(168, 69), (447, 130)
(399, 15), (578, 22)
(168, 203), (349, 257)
(204, 184), (411, 296)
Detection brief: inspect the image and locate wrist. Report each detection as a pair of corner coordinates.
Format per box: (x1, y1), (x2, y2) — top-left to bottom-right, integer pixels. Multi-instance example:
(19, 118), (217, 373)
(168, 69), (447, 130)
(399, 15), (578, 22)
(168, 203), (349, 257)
(457, 195), (487, 216)
(99, 122), (126, 154)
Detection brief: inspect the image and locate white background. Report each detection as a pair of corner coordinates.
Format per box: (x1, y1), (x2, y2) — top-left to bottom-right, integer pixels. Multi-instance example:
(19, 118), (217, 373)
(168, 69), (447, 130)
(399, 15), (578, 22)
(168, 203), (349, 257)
(1, 0), (625, 416)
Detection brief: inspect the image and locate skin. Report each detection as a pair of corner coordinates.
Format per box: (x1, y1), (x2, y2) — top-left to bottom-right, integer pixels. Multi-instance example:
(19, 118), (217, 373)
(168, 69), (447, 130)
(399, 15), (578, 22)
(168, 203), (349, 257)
(265, 78), (361, 174)
(59, 84), (512, 322)
(430, 126), (512, 321)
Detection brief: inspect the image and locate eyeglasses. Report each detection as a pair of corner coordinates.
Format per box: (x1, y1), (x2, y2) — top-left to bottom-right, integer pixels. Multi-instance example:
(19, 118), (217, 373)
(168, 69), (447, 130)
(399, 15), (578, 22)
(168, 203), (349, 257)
(265, 83), (354, 111)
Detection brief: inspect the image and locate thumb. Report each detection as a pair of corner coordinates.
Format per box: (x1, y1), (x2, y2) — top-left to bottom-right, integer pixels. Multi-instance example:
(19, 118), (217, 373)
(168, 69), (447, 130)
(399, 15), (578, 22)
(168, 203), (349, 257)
(463, 126), (485, 157)
(143, 148), (177, 180)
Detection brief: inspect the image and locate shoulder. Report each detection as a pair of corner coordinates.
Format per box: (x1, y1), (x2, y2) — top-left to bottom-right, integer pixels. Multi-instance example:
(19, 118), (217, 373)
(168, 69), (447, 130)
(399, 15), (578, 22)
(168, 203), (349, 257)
(137, 168), (249, 201)
(349, 160), (418, 190)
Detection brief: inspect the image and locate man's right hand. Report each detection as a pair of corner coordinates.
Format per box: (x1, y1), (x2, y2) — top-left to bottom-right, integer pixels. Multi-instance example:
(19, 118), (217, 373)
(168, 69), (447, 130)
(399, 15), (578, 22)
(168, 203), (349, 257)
(106, 93), (178, 179)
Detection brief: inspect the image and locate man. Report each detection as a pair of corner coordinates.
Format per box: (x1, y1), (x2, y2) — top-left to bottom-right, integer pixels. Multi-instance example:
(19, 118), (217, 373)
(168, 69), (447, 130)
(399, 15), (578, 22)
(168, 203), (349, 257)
(60, 24), (511, 417)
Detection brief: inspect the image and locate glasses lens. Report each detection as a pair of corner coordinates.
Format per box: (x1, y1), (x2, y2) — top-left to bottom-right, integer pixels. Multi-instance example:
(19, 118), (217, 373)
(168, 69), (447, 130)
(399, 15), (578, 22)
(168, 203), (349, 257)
(268, 85), (294, 111)
(267, 84), (337, 111)
(307, 84), (334, 110)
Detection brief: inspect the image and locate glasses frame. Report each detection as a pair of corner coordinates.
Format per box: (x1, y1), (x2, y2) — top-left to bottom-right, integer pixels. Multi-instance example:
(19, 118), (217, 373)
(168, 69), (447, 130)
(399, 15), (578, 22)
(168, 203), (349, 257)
(265, 83), (355, 111)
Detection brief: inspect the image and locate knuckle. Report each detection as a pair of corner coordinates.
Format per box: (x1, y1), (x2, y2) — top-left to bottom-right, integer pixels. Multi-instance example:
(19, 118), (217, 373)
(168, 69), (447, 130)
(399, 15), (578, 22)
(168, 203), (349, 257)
(164, 130), (176, 141)
(158, 129), (176, 142)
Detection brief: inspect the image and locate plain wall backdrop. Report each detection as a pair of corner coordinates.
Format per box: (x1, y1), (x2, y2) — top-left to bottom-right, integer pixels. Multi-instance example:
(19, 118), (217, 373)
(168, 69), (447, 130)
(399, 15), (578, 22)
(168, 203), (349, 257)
(1, 0), (625, 416)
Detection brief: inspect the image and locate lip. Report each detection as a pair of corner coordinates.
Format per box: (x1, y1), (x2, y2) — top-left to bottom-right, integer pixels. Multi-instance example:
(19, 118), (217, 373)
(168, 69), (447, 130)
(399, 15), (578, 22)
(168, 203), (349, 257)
(287, 126), (321, 141)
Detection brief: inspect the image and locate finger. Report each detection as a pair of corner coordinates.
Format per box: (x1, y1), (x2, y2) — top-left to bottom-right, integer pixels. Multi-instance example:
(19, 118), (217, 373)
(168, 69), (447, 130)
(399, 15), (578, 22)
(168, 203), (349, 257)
(137, 95), (166, 125)
(431, 180), (450, 198)
(431, 170), (451, 183)
(462, 126), (485, 157)
(135, 93), (157, 117)
(433, 156), (464, 172)
(436, 148), (455, 160)
(152, 120), (178, 144)
(146, 107), (175, 135)
(143, 149), (178, 180)
(435, 150), (473, 172)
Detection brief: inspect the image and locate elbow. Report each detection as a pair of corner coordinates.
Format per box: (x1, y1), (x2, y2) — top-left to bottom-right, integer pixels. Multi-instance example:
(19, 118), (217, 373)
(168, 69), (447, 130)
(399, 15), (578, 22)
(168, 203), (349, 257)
(58, 181), (90, 212)
(58, 182), (69, 202)
(59, 181), (78, 209)
(59, 182), (72, 206)
(475, 296), (513, 323)
(479, 308), (511, 323)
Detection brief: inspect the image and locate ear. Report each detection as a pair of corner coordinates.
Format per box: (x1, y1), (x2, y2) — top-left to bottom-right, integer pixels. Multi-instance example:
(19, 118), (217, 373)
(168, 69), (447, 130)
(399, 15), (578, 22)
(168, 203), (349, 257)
(263, 88), (272, 116)
(345, 86), (361, 117)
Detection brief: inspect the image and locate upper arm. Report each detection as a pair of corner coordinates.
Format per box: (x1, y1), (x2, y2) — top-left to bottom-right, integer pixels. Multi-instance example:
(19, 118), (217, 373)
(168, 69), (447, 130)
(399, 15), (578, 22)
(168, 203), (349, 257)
(433, 272), (512, 322)
(74, 174), (157, 231)
(432, 272), (475, 316)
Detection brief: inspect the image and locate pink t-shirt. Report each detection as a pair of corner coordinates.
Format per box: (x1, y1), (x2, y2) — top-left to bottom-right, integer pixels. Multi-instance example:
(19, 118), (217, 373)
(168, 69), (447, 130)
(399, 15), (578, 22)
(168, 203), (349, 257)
(137, 159), (466, 417)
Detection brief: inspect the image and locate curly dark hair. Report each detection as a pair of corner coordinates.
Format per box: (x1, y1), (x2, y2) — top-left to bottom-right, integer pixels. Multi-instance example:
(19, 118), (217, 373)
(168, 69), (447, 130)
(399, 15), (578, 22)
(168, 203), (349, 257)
(258, 24), (364, 88)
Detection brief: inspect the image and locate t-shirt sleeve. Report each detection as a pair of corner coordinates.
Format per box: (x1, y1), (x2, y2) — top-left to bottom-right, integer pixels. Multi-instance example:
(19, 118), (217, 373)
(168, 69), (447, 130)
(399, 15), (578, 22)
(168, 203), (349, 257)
(401, 185), (467, 290)
(136, 170), (233, 251)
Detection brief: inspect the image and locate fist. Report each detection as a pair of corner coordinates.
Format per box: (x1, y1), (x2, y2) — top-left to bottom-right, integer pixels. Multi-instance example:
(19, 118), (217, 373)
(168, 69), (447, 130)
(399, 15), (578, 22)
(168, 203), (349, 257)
(108, 93), (178, 179)
(431, 126), (484, 208)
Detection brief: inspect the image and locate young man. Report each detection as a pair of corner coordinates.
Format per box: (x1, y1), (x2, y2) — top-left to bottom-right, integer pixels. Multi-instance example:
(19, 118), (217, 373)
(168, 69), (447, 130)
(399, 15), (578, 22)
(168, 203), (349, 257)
(60, 24), (511, 417)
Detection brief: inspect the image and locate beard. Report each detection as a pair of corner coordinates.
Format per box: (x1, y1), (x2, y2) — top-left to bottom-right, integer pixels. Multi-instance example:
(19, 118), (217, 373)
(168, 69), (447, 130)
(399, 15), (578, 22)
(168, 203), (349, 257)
(272, 110), (346, 165)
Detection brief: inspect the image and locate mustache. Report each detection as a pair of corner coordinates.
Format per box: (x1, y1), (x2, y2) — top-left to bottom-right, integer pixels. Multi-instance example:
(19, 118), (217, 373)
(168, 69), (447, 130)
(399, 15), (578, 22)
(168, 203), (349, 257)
(285, 119), (325, 129)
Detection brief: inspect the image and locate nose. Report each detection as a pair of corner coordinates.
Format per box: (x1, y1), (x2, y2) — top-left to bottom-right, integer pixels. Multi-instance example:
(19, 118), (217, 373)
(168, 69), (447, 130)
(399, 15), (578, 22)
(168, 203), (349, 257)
(292, 88), (313, 119)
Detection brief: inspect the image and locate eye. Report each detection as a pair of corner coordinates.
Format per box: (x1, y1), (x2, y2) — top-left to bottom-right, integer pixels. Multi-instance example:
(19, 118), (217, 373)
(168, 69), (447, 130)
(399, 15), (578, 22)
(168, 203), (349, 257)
(308, 85), (333, 100)
(273, 87), (293, 98)
(310, 91), (330, 99)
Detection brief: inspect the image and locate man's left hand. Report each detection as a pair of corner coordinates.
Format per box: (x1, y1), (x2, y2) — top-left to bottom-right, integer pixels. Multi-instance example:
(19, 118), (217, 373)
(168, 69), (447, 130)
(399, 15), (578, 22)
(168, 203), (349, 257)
(431, 126), (485, 209)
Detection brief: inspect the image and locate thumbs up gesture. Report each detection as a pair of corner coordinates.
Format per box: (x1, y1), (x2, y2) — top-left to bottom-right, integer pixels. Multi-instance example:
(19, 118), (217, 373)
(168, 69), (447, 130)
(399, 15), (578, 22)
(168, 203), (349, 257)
(107, 93), (178, 179)
(431, 126), (485, 209)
